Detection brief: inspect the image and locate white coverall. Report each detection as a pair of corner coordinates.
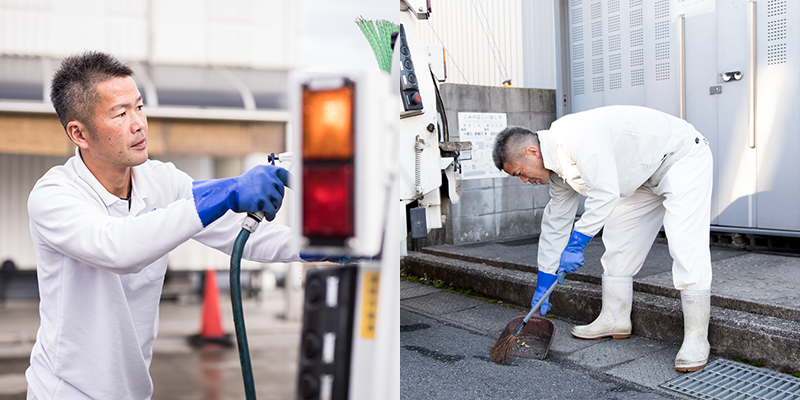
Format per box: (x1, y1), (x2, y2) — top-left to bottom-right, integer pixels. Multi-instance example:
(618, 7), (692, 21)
(26, 148), (299, 400)
(536, 105), (712, 291)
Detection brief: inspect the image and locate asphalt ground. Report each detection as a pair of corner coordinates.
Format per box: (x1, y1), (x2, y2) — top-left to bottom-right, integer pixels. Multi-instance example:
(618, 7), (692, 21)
(401, 311), (679, 400)
(400, 279), (699, 400)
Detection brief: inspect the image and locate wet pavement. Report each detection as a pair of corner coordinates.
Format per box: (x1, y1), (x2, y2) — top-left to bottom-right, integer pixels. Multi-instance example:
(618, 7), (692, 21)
(401, 308), (678, 400)
(0, 283), (304, 400)
(401, 280), (686, 399)
(400, 277), (800, 400)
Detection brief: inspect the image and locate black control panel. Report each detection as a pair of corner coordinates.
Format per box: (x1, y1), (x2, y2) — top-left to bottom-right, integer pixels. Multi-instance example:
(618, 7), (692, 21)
(297, 265), (358, 400)
(398, 24), (424, 115)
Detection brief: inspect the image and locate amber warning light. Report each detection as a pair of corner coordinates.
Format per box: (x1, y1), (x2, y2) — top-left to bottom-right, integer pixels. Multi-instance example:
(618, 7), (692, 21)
(301, 80), (356, 246)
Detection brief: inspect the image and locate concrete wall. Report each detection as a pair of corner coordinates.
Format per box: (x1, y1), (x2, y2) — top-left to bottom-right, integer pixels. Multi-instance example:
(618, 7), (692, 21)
(437, 83), (557, 245)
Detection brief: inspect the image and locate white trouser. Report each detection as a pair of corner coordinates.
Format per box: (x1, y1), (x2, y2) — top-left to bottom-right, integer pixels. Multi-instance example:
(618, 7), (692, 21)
(601, 139), (713, 291)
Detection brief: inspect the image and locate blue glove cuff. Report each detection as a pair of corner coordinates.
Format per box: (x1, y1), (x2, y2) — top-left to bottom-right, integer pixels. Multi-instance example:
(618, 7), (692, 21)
(300, 252), (348, 264)
(192, 179), (237, 227)
(533, 270), (558, 315)
(566, 230), (592, 250)
(536, 270), (558, 290)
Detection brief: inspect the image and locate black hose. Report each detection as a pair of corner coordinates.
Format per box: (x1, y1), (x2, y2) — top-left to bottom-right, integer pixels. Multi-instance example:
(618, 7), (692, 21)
(231, 228), (257, 400)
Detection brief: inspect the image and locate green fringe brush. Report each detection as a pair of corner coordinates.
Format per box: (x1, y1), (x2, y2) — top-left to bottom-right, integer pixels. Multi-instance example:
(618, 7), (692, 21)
(355, 16), (400, 73)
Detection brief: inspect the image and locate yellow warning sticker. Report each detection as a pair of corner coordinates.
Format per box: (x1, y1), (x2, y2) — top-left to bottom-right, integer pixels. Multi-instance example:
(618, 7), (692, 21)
(360, 271), (380, 339)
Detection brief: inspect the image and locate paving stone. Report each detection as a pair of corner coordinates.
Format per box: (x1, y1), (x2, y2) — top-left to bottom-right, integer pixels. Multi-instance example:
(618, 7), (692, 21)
(565, 336), (670, 369)
(401, 280), (441, 300)
(606, 346), (686, 389)
(401, 290), (487, 316)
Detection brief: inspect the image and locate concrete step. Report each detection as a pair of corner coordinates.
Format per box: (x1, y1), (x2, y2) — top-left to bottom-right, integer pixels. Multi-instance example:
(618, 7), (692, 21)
(421, 239), (800, 324)
(401, 251), (800, 374)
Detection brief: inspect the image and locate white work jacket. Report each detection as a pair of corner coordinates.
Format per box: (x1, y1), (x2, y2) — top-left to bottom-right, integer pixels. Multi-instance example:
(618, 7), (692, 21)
(26, 148), (299, 400)
(537, 105), (704, 274)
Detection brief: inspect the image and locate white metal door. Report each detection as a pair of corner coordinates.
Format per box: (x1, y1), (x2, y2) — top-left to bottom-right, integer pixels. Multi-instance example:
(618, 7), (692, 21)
(684, 1), (756, 229)
(685, 0), (800, 232)
(754, 0), (800, 231)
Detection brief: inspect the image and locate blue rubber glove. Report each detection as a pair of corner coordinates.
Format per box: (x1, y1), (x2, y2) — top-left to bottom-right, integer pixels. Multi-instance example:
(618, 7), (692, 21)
(191, 165), (290, 227)
(531, 270), (558, 316)
(557, 230), (592, 283)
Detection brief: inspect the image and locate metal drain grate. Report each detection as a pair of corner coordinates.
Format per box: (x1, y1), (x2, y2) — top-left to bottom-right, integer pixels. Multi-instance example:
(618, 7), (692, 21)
(661, 359), (800, 399)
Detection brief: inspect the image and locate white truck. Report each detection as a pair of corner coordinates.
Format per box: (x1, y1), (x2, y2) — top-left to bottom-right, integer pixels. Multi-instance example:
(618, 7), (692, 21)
(398, 0), (470, 250)
(289, 2), (469, 399)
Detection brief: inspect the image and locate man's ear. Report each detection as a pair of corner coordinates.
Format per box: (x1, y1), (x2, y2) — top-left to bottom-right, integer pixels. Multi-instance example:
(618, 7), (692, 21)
(66, 120), (90, 149)
(524, 145), (541, 159)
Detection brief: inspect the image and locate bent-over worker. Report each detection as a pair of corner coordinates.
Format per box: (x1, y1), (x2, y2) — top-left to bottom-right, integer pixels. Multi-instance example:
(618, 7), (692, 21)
(25, 51), (300, 399)
(492, 105), (713, 372)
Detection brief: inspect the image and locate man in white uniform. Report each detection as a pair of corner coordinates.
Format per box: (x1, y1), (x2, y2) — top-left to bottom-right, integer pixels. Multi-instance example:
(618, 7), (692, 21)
(26, 51), (299, 399)
(492, 105), (713, 372)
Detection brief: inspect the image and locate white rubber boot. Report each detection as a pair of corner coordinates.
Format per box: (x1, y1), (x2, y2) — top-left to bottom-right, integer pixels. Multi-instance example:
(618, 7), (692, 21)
(571, 275), (632, 339)
(675, 289), (711, 372)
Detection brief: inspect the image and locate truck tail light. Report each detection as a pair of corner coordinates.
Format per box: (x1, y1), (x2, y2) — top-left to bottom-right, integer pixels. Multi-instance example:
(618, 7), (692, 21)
(302, 82), (354, 160)
(302, 164), (354, 241)
(301, 80), (356, 246)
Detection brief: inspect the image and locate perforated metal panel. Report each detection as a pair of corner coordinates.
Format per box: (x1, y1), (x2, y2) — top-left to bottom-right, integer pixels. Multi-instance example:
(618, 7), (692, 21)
(593, 75), (604, 92)
(768, 0), (788, 18)
(574, 79), (586, 95)
(608, 0), (620, 14)
(573, 61), (585, 77)
(766, 0), (788, 65)
(661, 359), (800, 400)
(566, 0), (677, 114)
(609, 53), (622, 70)
(609, 72), (622, 89)
(631, 68), (644, 86)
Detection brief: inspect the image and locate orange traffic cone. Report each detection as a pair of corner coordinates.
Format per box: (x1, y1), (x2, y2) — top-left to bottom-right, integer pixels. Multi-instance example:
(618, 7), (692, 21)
(188, 269), (233, 348)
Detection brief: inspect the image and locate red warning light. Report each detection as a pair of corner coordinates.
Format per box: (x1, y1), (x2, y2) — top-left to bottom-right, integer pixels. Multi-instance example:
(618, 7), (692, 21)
(302, 161), (354, 242)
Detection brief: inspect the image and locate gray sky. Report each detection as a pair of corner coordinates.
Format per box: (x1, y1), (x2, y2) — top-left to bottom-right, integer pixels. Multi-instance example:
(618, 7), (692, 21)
(301, 0), (397, 71)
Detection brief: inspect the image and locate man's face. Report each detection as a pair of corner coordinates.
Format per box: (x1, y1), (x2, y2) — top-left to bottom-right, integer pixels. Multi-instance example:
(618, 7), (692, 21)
(502, 145), (551, 185)
(86, 76), (148, 169)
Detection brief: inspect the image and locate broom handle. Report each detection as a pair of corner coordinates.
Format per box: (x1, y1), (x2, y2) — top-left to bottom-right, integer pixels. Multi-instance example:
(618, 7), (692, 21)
(514, 271), (566, 335)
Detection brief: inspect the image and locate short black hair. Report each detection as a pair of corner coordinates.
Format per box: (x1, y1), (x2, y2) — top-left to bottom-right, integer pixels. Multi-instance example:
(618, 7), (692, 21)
(50, 51), (134, 132)
(492, 126), (540, 170)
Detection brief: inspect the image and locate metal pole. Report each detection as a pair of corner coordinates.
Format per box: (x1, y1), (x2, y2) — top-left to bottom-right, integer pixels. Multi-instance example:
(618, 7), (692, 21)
(677, 15), (686, 120)
(748, 1), (757, 148)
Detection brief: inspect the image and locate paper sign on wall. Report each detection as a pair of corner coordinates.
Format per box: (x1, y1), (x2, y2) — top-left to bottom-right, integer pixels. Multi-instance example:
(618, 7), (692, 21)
(458, 112), (508, 180)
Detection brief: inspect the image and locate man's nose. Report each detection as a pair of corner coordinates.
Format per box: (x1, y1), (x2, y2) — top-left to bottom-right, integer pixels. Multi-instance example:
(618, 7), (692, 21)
(131, 110), (146, 132)
(520, 176), (529, 183)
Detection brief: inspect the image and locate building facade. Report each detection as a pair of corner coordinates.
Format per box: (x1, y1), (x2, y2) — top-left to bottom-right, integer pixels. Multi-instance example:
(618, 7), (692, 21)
(0, 0), (302, 270)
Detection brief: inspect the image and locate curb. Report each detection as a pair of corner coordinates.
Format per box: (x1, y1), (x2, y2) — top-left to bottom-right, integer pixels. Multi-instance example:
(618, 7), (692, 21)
(421, 247), (800, 323)
(401, 251), (800, 373)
